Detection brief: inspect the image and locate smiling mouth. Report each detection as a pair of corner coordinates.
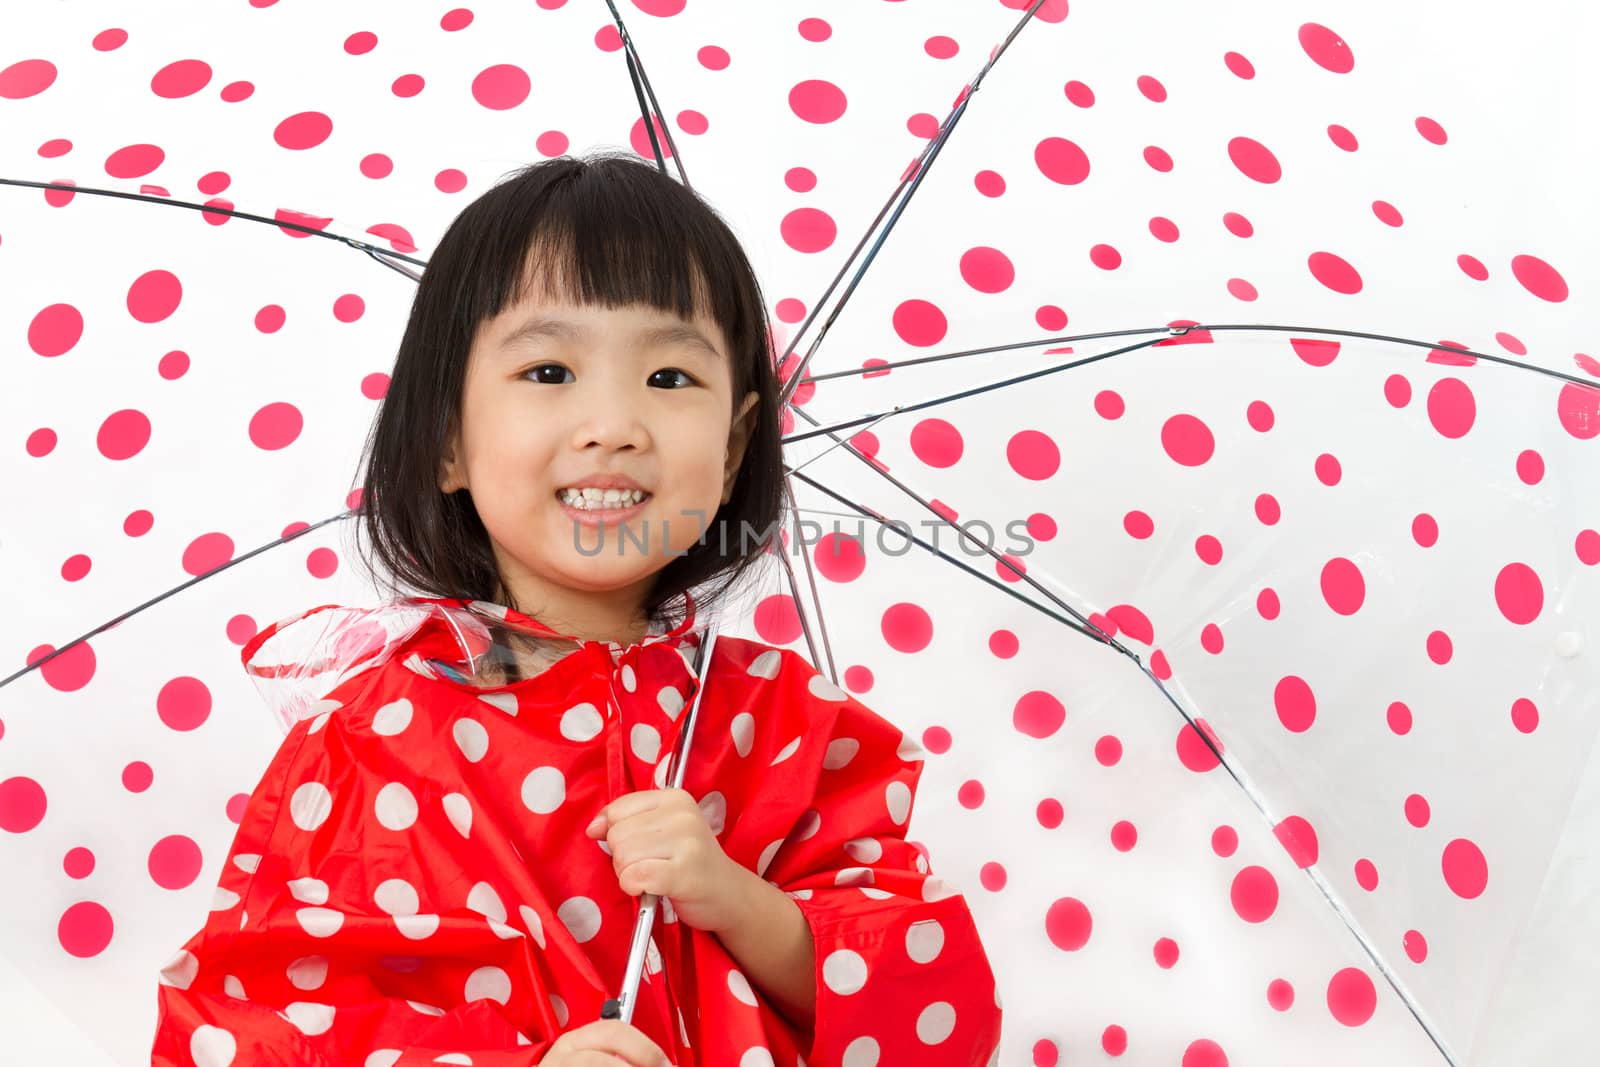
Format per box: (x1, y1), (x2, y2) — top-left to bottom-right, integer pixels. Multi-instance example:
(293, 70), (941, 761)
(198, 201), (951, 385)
(556, 488), (651, 511)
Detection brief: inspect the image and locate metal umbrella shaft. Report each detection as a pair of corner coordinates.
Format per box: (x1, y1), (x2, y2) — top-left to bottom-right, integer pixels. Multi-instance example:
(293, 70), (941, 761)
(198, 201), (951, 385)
(600, 623), (720, 1025)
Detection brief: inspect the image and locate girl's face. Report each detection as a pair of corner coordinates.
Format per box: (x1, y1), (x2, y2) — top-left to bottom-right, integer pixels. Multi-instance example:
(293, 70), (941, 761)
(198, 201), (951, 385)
(439, 282), (760, 635)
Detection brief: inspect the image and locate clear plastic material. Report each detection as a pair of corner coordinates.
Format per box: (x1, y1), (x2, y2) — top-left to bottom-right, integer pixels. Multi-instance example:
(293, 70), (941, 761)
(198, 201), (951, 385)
(239, 598), (588, 733)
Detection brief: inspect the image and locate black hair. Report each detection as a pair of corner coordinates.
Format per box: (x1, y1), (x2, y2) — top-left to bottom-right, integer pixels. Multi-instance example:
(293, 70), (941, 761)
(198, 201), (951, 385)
(353, 151), (787, 631)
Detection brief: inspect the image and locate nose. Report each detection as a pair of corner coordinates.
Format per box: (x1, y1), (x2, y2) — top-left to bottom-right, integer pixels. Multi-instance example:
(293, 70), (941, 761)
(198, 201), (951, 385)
(571, 383), (649, 453)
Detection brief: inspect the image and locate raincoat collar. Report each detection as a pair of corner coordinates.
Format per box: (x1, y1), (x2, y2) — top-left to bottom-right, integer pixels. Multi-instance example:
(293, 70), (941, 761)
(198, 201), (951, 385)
(419, 589), (700, 655)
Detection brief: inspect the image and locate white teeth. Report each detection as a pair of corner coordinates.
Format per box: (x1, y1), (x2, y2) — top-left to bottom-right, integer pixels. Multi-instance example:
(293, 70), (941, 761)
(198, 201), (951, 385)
(558, 487), (647, 510)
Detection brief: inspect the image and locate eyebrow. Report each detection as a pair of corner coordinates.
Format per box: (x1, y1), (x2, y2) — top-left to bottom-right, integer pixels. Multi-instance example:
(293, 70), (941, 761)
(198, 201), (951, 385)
(501, 316), (724, 359)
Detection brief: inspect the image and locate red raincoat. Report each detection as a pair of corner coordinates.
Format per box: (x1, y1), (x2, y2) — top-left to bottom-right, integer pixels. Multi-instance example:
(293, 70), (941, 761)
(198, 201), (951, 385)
(149, 596), (1001, 1066)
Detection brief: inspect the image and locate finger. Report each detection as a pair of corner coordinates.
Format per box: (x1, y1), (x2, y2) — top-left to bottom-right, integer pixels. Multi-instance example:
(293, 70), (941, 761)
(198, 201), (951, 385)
(598, 789), (672, 826)
(567, 1019), (671, 1067)
(568, 1051), (643, 1067)
(616, 856), (676, 896)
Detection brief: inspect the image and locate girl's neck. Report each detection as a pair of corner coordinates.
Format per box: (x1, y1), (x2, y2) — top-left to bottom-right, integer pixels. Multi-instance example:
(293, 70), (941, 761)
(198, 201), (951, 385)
(493, 576), (655, 647)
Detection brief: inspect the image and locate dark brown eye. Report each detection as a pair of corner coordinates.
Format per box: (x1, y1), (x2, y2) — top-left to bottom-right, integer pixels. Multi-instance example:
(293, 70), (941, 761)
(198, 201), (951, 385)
(649, 369), (693, 389)
(525, 364), (573, 384)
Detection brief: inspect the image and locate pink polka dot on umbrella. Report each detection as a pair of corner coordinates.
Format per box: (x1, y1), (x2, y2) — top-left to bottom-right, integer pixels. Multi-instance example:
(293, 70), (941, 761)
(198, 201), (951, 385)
(0, 776), (48, 832)
(28, 303), (84, 357)
(892, 299), (947, 347)
(472, 64), (530, 109)
(127, 269), (181, 322)
(1045, 897), (1092, 951)
(1267, 979), (1294, 1010)
(1102, 1026), (1127, 1056)
(1012, 691), (1064, 739)
(1388, 701), (1413, 735)
(119, 761), (153, 790)
(105, 143), (165, 179)
(813, 533), (865, 582)
(1161, 414), (1214, 466)
(780, 208), (836, 253)
(1506, 253), (1567, 301)
(752, 593), (801, 644)
(255, 304), (286, 333)
(1426, 378), (1477, 438)
(159, 350), (190, 379)
(158, 676), (212, 731)
(1299, 23), (1354, 72)
(1415, 117), (1448, 145)
(0, 59), (58, 99)
(58, 902), (114, 958)
(1577, 529), (1600, 566)
(1230, 866), (1278, 922)
(249, 402), (303, 450)
(910, 418), (963, 468)
(1274, 815), (1319, 867)
(148, 834), (204, 890)
(1308, 251), (1362, 293)
(1327, 968), (1376, 1026)
(789, 79), (846, 124)
(1182, 1039), (1229, 1067)
(64, 847), (95, 879)
(1035, 137), (1090, 185)
(1275, 676), (1316, 732)
(23, 671), (77, 723)
(1007, 430), (1060, 480)
(26, 428), (57, 457)
(882, 603), (933, 653)
(1228, 137), (1281, 183)
(97, 409), (151, 460)
(182, 532), (235, 577)
(959, 247), (1014, 293)
(274, 111), (333, 150)
(1036, 799), (1063, 829)
(1089, 243), (1122, 270)
(1320, 557), (1365, 615)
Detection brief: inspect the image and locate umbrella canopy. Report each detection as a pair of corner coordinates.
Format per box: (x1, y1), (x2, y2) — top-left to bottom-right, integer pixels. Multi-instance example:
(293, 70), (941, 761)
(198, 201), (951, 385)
(2, 1), (1596, 1064)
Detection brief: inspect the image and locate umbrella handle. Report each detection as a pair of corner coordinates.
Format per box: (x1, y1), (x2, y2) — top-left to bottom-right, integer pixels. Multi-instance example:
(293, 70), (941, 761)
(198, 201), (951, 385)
(600, 623), (720, 1025)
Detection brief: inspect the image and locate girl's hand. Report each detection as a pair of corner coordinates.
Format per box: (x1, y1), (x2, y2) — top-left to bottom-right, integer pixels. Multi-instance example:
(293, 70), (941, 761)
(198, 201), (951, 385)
(540, 1018), (672, 1067)
(585, 788), (746, 933)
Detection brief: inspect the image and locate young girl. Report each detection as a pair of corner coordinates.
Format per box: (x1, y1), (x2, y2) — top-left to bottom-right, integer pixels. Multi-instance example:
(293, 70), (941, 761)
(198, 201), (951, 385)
(150, 153), (1001, 1067)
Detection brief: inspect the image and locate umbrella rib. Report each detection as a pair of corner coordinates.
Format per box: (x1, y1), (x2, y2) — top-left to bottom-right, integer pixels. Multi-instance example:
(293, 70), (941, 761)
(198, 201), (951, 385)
(784, 402), (1122, 647)
(780, 474), (839, 684)
(775, 0), (1053, 407)
(782, 468), (1100, 642)
(0, 511), (351, 692)
(795, 321), (1597, 392)
(783, 335), (1166, 447)
(602, 0), (690, 186)
(0, 178), (429, 277)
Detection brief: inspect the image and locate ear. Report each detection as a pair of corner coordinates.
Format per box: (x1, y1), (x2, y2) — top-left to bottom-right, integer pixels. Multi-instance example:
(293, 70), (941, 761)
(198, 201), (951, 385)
(721, 391), (761, 505)
(438, 426), (465, 494)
